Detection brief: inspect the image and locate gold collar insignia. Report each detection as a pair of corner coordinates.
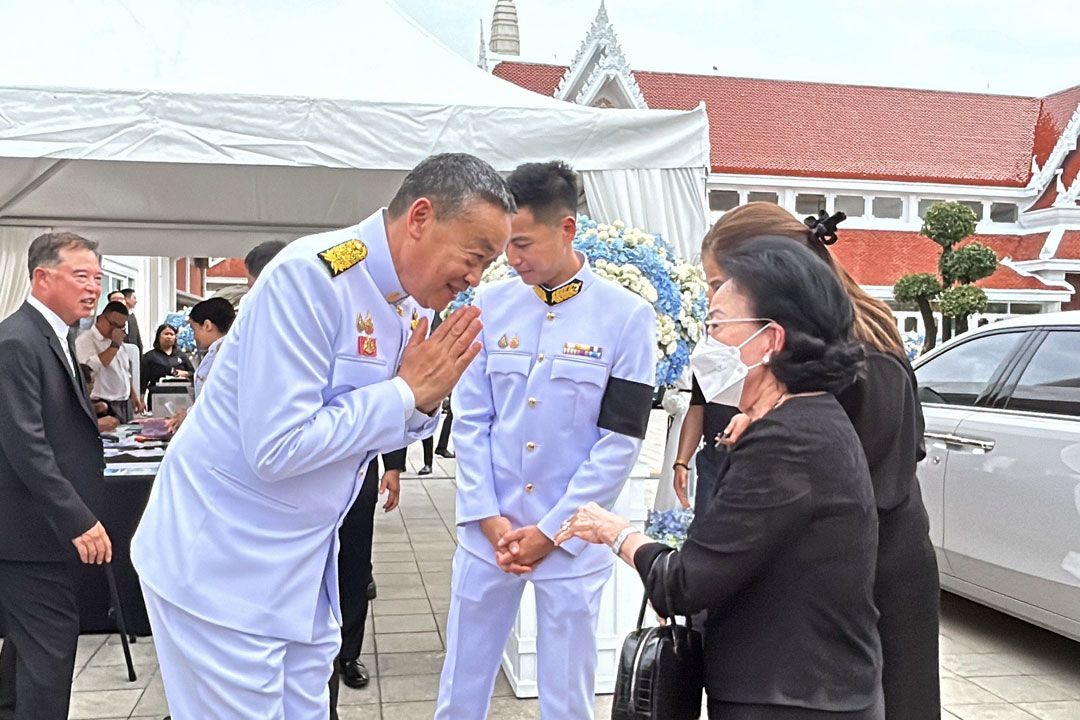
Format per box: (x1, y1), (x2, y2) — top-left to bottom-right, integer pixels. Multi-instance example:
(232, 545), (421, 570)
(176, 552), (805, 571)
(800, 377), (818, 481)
(533, 279), (583, 306)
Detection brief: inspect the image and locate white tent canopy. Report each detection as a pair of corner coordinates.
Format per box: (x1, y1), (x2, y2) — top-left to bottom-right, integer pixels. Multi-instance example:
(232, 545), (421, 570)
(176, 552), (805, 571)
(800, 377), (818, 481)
(0, 0), (709, 259)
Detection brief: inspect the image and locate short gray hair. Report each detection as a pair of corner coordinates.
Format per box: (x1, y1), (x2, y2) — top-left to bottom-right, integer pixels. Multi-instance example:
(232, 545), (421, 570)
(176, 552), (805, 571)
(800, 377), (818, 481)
(27, 232), (99, 280)
(387, 153), (516, 220)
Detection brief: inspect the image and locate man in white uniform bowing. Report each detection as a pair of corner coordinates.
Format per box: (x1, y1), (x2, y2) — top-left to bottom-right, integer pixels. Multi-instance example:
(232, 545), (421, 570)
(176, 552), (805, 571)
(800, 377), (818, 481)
(435, 161), (657, 719)
(131, 153), (515, 719)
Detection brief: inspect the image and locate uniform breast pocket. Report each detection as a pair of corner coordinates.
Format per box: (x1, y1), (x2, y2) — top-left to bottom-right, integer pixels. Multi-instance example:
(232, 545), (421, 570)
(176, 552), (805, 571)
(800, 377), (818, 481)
(486, 351), (532, 398)
(329, 354), (389, 398)
(549, 356), (609, 429)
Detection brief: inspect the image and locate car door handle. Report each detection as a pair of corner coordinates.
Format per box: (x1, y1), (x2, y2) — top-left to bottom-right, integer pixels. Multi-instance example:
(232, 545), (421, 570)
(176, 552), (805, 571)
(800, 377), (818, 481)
(924, 431), (995, 452)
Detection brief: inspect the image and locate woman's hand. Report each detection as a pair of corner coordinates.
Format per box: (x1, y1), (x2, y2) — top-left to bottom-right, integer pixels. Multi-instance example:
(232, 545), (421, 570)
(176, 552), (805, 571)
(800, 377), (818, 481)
(718, 413), (752, 447)
(554, 502), (629, 547)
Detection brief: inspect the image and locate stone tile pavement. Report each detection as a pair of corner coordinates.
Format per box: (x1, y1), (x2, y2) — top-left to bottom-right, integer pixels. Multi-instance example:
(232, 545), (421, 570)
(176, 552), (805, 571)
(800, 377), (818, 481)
(5, 426), (1079, 719)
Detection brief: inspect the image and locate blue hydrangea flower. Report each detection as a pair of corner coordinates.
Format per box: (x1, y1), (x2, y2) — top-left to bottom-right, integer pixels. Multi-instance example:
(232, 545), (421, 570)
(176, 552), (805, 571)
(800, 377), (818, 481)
(645, 508), (695, 549)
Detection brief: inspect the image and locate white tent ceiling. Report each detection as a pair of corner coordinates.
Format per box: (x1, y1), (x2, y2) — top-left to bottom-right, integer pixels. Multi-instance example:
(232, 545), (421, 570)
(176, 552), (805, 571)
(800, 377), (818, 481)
(0, 0), (709, 257)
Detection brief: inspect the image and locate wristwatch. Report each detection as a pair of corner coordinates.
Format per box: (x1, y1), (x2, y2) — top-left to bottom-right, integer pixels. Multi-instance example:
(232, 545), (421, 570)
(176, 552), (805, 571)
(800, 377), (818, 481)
(672, 460), (690, 471)
(109, 342), (122, 349)
(610, 525), (641, 556)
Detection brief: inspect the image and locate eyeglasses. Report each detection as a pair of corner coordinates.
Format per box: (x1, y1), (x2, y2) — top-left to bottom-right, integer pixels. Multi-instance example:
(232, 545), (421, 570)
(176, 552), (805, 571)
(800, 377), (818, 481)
(703, 317), (772, 345)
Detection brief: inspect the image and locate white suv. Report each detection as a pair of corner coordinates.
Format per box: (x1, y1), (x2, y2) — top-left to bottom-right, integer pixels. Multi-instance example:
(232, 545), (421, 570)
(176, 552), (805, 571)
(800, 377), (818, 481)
(914, 311), (1080, 641)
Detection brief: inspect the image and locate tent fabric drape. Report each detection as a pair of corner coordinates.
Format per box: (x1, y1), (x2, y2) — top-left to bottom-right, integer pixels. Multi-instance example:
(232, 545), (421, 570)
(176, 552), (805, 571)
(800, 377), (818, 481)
(0, 227), (40, 320)
(581, 166), (709, 261)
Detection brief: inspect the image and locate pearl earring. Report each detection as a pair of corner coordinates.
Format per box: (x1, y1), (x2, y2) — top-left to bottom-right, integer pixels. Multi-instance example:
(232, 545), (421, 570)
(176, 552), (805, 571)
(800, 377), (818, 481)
(762, 354), (771, 365)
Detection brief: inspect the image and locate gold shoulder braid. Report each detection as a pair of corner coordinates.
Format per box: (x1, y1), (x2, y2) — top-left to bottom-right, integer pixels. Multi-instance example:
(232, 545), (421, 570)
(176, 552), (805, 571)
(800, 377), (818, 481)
(318, 239), (368, 277)
(533, 279), (583, 306)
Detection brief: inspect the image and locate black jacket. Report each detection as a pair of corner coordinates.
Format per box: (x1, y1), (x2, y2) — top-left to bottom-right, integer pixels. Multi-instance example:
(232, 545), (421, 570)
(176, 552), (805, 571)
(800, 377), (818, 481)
(636, 394), (881, 712)
(0, 303), (105, 561)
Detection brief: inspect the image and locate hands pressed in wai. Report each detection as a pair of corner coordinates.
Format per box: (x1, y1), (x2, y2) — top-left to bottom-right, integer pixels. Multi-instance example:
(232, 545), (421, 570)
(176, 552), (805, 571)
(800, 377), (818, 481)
(397, 306), (483, 414)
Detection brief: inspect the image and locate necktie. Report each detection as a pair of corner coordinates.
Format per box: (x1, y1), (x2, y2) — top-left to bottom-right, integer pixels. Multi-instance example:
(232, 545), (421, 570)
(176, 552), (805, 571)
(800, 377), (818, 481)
(66, 336), (90, 407)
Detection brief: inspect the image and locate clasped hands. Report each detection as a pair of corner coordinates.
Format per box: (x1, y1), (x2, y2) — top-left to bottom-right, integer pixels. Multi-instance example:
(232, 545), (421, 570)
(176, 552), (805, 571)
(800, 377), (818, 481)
(480, 516), (556, 575)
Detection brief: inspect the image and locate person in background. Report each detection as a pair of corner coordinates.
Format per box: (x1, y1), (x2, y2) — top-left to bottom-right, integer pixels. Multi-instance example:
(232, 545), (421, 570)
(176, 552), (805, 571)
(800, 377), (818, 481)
(244, 240), (288, 287)
(0, 232), (112, 720)
(329, 449), (406, 717)
(558, 236), (882, 720)
(106, 290), (125, 304)
(118, 288), (142, 352)
(703, 202), (940, 719)
(162, 297), (237, 433)
(672, 372), (739, 512)
(188, 297), (237, 398)
(79, 364), (121, 434)
(140, 324), (194, 398)
(75, 301), (143, 423)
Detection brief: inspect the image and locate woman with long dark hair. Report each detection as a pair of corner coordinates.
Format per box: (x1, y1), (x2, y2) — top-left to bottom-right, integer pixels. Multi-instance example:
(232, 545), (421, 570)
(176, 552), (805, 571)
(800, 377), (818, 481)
(559, 236), (882, 718)
(701, 203), (940, 719)
(140, 324), (193, 397)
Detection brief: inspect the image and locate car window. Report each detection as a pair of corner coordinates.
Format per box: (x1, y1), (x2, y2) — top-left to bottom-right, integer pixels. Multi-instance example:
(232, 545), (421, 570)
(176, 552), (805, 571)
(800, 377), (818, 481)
(915, 331), (1022, 406)
(1005, 330), (1080, 417)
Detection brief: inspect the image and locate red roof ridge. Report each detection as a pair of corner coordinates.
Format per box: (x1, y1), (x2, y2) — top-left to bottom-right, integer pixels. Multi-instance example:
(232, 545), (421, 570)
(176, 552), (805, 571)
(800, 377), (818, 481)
(496, 60), (1076, 102)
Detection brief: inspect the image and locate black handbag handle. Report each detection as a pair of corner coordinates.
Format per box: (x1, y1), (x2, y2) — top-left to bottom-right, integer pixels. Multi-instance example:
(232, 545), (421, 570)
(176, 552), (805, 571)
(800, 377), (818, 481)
(636, 550), (693, 631)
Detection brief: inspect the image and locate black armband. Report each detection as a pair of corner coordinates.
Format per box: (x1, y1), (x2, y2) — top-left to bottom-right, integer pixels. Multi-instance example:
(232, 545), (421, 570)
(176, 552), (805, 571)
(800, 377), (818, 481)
(598, 377), (653, 439)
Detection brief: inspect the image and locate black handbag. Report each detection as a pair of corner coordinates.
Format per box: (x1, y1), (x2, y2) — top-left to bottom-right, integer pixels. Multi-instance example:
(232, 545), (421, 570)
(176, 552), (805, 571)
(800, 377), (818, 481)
(612, 553), (704, 720)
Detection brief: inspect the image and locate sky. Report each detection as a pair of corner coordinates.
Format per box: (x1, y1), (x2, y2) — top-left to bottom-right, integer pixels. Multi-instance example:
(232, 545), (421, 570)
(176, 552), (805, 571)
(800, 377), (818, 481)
(392, 0), (1080, 97)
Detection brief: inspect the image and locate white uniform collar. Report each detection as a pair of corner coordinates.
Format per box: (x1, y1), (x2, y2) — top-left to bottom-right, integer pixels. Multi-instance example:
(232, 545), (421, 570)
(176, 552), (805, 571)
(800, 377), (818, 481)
(26, 294), (74, 344)
(532, 252), (594, 306)
(360, 209), (410, 309)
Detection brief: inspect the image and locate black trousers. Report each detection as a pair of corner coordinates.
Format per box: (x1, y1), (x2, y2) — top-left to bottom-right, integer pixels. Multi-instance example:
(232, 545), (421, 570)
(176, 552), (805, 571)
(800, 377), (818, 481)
(436, 403), (453, 451)
(328, 460), (381, 716)
(100, 398), (133, 424)
(0, 560), (81, 720)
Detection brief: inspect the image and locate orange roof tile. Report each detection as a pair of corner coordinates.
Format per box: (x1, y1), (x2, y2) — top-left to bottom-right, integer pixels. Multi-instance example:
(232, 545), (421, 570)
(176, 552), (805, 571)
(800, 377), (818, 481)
(829, 230), (1049, 291)
(493, 62), (1079, 188)
(208, 258), (246, 277)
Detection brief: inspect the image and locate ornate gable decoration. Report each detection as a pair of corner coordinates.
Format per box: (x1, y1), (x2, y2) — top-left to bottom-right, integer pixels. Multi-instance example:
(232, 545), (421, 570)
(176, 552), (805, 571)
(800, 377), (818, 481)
(554, 1), (647, 110)
(1026, 101), (1080, 210)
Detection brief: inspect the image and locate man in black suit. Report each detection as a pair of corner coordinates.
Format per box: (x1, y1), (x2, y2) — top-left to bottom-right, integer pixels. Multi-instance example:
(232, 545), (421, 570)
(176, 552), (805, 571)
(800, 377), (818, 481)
(118, 288), (143, 353)
(0, 232), (113, 720)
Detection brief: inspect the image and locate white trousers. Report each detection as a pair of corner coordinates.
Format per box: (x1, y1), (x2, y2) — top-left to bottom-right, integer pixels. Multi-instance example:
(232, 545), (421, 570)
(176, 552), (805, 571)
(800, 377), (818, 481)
(435, 547), (611, 720)
(142, 583), (340, 720)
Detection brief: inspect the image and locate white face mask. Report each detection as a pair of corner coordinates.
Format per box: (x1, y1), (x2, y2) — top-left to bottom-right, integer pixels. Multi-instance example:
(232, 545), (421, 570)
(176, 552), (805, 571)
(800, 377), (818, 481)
(690, 321), (773, 407)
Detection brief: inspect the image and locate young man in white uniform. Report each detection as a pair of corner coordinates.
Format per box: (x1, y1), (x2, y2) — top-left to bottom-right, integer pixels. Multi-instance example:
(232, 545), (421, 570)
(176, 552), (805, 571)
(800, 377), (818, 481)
(131, 153), (515, 719)
(436, 161), (657, 719)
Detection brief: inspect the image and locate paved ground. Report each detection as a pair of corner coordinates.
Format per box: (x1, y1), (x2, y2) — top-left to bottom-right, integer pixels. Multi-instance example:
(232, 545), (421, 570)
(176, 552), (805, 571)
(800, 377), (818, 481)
(11, 431), (1080, 719)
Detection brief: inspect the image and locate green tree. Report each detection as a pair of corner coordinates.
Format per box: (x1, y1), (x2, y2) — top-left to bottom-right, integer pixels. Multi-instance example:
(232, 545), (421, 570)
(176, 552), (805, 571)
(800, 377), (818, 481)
(894, 273), (942, 354)
(939, 284), (989, 335)
(893, 202), (995, 353)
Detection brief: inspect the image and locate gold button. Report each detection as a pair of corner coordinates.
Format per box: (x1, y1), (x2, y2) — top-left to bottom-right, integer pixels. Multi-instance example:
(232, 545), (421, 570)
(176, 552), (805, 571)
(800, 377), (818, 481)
(526, 442), (536, 451)
(537, 353), (545, 362)
(528, 397), (537, 407)
(525, 483), (534, 492)
(546, 312), (555, 321)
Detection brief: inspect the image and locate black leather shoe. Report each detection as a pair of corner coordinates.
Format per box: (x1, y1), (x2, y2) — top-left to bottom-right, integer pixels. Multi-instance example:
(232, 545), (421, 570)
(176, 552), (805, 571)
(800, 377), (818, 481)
(418, 465), (432, 475)
(366, 578), (377, 600)
(340, 658), (370, 689)
(434, 447), (455, 459)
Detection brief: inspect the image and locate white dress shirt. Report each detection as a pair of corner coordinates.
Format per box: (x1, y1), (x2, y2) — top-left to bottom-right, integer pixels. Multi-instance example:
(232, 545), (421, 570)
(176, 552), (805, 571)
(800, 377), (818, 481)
(26, 294), (76, 377)
(75, 324), (133, 401)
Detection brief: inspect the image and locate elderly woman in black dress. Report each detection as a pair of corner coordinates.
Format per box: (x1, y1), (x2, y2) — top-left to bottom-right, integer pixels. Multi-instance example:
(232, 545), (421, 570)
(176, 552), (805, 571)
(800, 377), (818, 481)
(140, 323), (193, 397)
(703, 203), (940, 720)
(558, 236), (882, 719)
